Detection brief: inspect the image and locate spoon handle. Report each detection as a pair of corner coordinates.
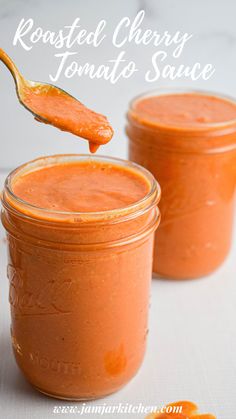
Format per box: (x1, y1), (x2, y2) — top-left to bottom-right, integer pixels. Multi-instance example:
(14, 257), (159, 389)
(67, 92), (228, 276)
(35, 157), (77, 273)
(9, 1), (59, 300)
(0, 48), (23, 84)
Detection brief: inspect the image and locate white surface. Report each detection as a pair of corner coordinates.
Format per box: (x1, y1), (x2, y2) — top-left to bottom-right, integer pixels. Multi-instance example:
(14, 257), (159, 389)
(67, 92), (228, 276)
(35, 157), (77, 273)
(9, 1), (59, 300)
(0, 170), (235, 419)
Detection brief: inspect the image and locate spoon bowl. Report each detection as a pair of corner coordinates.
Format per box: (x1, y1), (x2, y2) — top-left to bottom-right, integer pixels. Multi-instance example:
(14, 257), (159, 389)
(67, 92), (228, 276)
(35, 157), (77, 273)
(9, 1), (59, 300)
(0, 48), (113, 152)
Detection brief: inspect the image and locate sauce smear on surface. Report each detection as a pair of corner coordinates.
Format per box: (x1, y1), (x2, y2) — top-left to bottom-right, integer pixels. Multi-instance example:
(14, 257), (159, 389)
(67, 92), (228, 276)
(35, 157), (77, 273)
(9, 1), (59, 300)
(145, 400), (216, 419)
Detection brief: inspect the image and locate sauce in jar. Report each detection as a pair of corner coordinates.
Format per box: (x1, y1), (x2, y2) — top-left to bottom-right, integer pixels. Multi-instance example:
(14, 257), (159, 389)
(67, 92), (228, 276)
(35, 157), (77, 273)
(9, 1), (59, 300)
(1, 154), (160, 400)
(127, 90), (236, 279)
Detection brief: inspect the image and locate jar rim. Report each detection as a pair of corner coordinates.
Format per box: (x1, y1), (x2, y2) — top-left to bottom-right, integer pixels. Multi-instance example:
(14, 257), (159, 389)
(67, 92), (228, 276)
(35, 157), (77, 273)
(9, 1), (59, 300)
(128, 87), (236, 133)
(2, 154), (161, 224)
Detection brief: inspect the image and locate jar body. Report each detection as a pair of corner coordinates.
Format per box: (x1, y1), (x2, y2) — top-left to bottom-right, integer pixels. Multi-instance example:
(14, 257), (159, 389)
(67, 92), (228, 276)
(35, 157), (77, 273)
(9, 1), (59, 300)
(1, 155), (160, 400)
(127, 94), (236, 279)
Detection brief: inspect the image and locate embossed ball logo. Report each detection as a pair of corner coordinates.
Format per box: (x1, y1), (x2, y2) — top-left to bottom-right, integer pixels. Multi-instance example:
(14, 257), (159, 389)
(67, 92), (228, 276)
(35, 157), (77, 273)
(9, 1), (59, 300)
(8, 264), (76, 315)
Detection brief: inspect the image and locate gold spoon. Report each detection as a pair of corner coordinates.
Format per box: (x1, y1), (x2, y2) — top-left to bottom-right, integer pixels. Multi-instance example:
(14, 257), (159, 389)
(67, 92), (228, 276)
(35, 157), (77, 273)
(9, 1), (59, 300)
(0, 48), (113, 152)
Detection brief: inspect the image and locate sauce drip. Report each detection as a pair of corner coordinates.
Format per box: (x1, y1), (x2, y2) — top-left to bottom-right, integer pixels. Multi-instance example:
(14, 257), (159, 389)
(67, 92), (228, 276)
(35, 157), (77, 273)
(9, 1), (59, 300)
(22, 83), (114, 153)
(0, 48), (113, 153)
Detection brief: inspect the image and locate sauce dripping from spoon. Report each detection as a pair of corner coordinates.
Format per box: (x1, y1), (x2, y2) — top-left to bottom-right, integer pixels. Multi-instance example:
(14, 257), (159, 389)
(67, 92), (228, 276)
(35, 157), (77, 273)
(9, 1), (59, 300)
(0, 48), (113, 152)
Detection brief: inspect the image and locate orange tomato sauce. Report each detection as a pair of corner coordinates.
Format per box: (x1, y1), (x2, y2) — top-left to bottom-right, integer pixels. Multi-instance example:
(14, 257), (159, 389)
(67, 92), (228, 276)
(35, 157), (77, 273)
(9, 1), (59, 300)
(128, 92), (236, 278)
(2, 156), (160, 400)
(22, 84), (113, 152)
(146, 400), (216, 419)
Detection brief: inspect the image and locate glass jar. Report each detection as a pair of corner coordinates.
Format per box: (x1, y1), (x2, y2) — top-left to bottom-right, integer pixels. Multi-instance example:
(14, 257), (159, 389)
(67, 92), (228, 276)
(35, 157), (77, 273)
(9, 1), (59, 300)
(1, 154), (160, 400)
(127, 89), (236, 279)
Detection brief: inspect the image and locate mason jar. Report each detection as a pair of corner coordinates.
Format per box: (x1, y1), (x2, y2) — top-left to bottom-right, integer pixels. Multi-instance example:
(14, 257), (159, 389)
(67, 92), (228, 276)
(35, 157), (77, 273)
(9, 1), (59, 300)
(1, 154), (161, 400)
(127, 89), (236, 279)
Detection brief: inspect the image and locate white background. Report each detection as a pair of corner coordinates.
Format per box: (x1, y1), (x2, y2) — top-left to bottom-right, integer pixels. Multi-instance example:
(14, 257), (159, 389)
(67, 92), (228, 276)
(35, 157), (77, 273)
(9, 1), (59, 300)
(0, 1), (236, 418)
